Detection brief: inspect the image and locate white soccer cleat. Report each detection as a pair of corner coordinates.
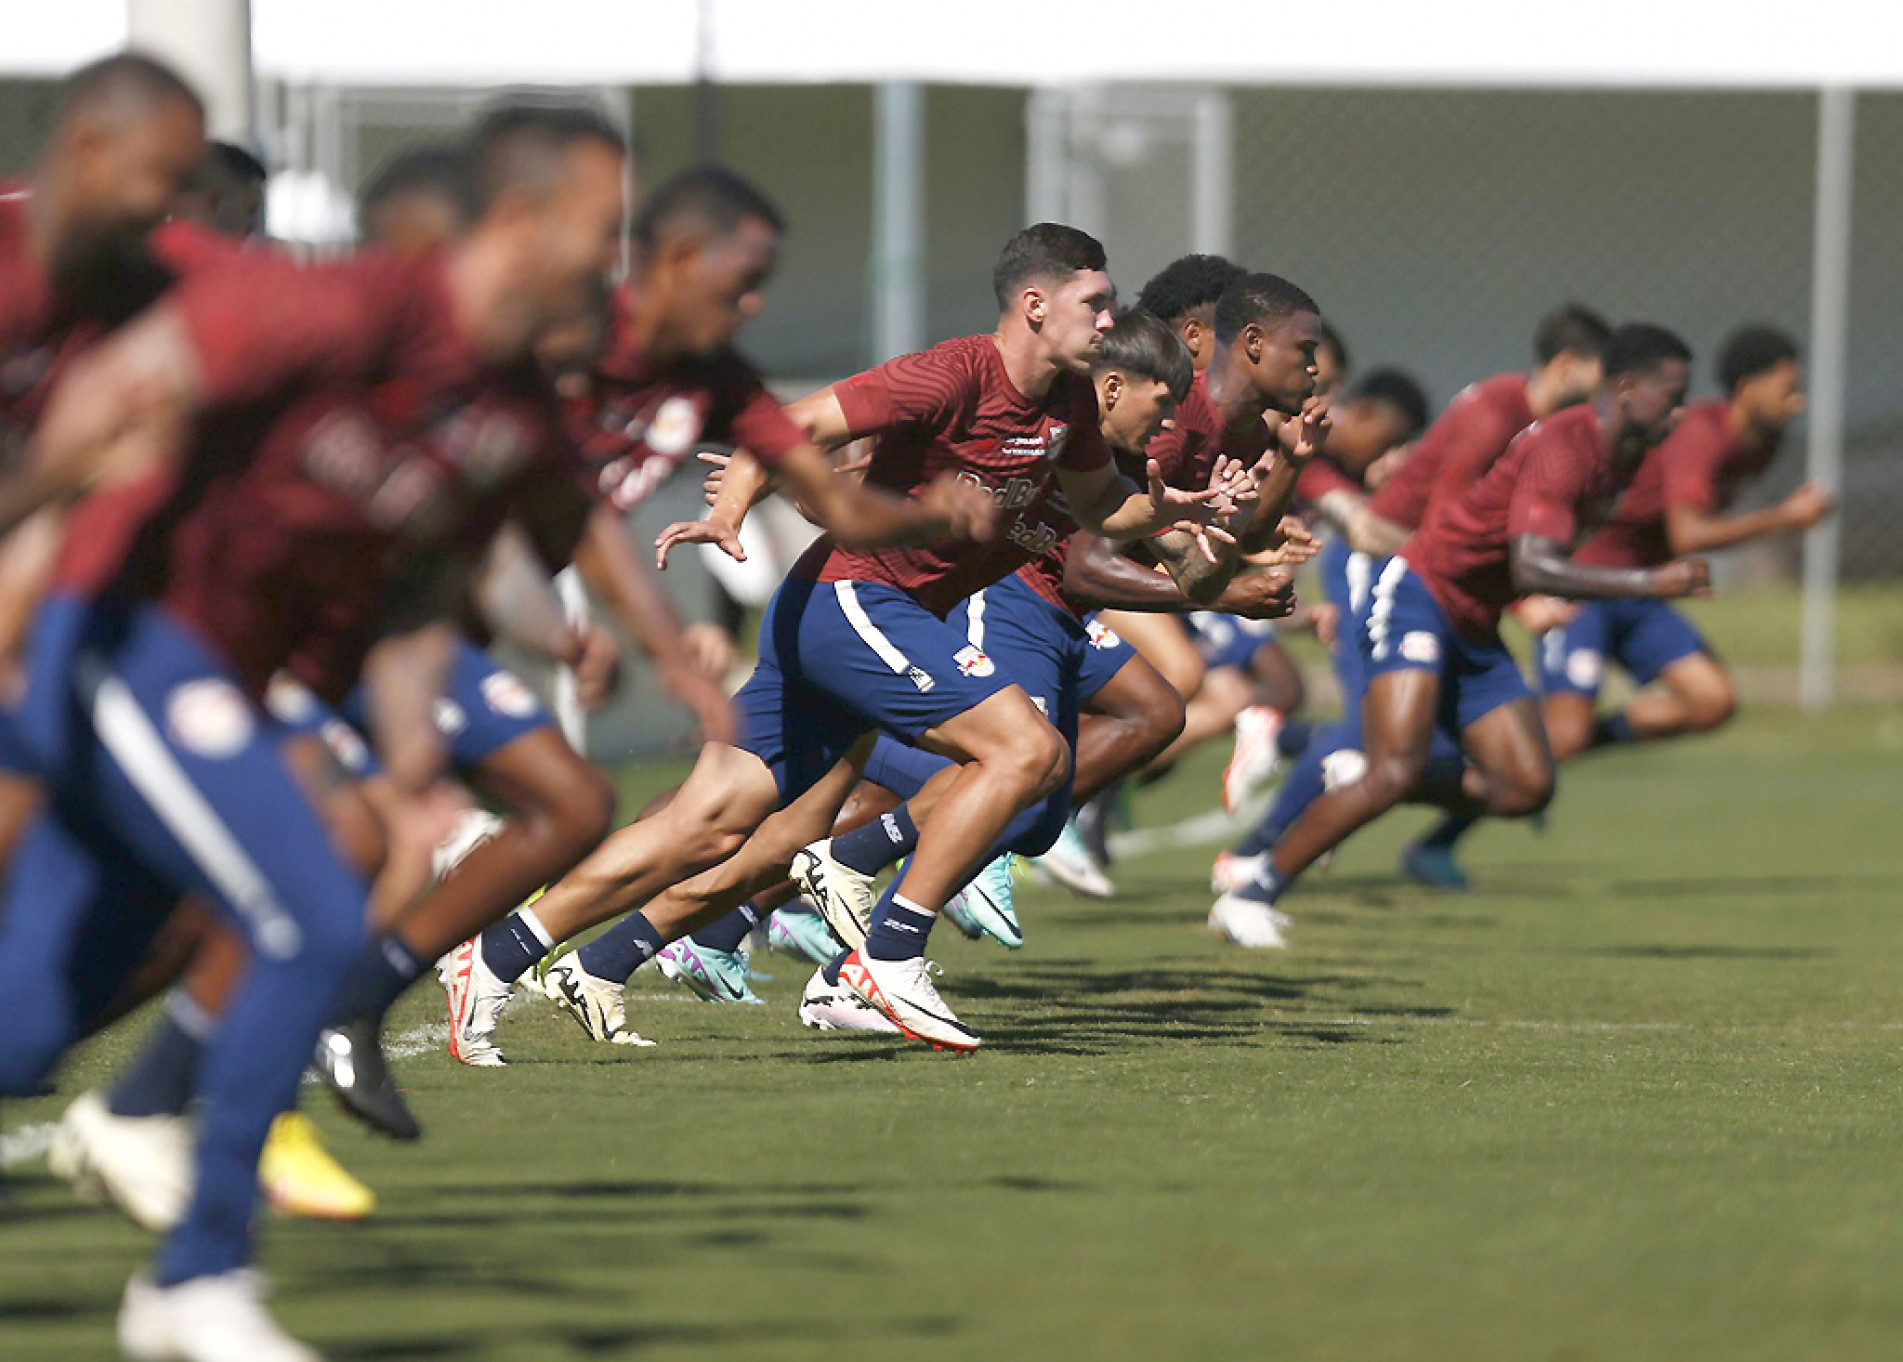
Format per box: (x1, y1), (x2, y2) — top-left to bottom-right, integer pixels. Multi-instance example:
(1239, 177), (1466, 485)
(119, 1270), (320, 1362)
(1032, 819), (1114, 899)
(797, 966), (901, 1034)
(1222, 705), (1287, 814)
(47, 1090), (194, 1233)
(1209, 850), (1268, 895)
(1207, 893), (1291, 949)
(838, 950), (979, 1053)
(441, 937), (512, 1067)
(791, 838), (876, 950)
(541, 954), (655, 1047)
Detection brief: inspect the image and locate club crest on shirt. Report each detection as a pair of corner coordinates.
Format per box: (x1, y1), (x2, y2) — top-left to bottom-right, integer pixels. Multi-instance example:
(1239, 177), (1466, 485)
(641, 395), (705, 458)
(954, 645), (996, 678)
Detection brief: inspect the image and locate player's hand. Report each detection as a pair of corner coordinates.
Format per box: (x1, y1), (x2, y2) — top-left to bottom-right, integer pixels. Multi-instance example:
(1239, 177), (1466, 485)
(1245, 516), (1320, 568)
(699, 450), (733, 508)
(682, 621), (736, 680)
(1779, 481), (1835, 531)
(1275, 394), (1331, 464)
(1215, 567), (1297, 620)
(571, 625), (622, 710)
(1308, 601), (1341, 648)
(655, 515), (745, 570)
(660, 660), (736, 745)
(917, 473), (999, 543)
(1653, 557), (1712, 599)
(1513, 594), (1579, 636)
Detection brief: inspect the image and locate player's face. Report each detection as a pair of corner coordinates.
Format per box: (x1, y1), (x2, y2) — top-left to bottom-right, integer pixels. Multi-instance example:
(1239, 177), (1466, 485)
(364, 192), (467, 257)
(1743, 358), (1805, 431)
(1249, 310), (1322, 414)
(64, 98), (205, 260)
(529, 140), (627, 331)
(665, 217), (780, 355)
(1620, 357), (1692, 445)
(1097, 372), (1177, 453)
(1553, 352), (1606, 407)
(1327, 401), (1413, 476)
(1041, 270), (1117, 373)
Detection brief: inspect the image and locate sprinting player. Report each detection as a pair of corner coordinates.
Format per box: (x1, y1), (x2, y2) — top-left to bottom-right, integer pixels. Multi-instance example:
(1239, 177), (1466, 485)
(785, 282), (1322, 963)
(1216, 304), (1613, 899)
(456, 224), (1238, 1055)
(1539, 324), (1830, 761)
(172, 138), (267, 238)
(1208, 324), (1710, 948)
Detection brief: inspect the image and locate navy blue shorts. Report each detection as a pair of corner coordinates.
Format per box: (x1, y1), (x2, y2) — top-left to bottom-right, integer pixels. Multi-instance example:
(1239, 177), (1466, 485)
(1359, 557), (1531, 736)
(735, 576), (1018, 801)
(1537, 597), (1708, 700)
(340, 639), (554, 773)
(1318, 538), (1383, 700)
(1185, 609), (1282, 673)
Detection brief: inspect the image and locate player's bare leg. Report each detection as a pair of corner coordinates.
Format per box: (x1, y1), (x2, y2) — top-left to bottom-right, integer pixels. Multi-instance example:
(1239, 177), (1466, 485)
(1551, 652), (1735, 762)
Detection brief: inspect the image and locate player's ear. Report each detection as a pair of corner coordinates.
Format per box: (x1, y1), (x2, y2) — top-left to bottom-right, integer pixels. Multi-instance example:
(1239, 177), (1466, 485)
(1101, 372), (1122, 410)
(1022, 285), (1047, 329)
(1179, 318), (1202, 357)
(1243, 322), (1264, 363)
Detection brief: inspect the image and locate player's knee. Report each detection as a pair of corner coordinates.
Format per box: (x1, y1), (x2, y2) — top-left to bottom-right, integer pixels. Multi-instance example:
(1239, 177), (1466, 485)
(1686, 675), (1736, 731)
(1021, 724), (1070, 801)
(1541, 700), (1594, 763)
(1361, 751), (1424, 811)
(1146, 687), (1188, 752)
(1492, 764), (1556, 819)
(547, 762), (617, 857)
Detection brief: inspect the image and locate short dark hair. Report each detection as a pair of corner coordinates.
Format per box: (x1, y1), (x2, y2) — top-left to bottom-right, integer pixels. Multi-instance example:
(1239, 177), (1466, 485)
(1134, 254), (1245, 325)
(1345, 367), (1430, 439)
(1718, 324), (1799, 394)
(1093, 308), (1193, 402)
(207, 140), (267, 185)
(1212, 272), (1319, 345)
(634, 164), (783, 250)
(1317, 320), (1350, 377)
(992, 223), (1107, 311)
(1604, 323), (1692, 379)
(359, 142), (472, 236)
(1533, 303), (1613, 365)
(56, 51), (203, 126)
(465, 99), (626, 214)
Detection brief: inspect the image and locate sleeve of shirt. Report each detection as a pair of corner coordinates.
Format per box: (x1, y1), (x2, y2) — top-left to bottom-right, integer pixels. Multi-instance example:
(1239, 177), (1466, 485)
(170, 255), (387, 408)
(831, 347), (969, 440)
(712, 355), (806, 468)
(1295, 456), (1358, 507)
(1055, 380), (1112, 475)
(1507, 432), (1594, 545)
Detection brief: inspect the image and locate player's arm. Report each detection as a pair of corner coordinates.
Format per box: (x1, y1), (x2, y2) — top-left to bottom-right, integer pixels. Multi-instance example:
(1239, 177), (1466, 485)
(1665, 482), (1834, 555)
(1236, 397), (1329, 552)
(473, 520), (581, 663)
(359, 551), (467, 794)
(1509, 534), (1709, 600)
(1345, 501), (1409, 556)
(1062, 533), (1294, 617)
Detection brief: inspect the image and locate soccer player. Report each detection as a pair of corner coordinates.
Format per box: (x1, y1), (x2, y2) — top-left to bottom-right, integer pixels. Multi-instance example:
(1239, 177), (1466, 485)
(1538, 325), (1830, 761)
(1214, 304), (1614, 905)
(1208, 324), (1711, 947)
(173, 138), (268, 238)
(457, 224), (1239, 1054)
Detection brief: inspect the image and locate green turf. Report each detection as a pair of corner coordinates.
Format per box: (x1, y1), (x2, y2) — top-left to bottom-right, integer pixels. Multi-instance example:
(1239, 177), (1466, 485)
(6, 706), (1903, 1361)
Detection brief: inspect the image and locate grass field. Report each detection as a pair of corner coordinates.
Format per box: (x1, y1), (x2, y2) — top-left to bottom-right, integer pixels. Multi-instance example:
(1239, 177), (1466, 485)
(5, 705), (1903, 1361)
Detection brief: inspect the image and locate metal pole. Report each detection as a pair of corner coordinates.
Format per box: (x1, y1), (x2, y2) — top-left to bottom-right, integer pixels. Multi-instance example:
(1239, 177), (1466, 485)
(1800, 87), (1855, 712)
(692, 0), (719, 161)
(1191, 91), (1233, 258)
(871, 81), (926, 363)
(127, 0), (254, 142)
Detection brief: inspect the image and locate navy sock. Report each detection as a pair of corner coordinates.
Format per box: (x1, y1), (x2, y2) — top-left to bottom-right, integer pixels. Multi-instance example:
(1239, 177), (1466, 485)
(479, 908), (555, 984)
(1235, 739), (1330, 857)
(865, 893), (936, 961)
(830, 805), (919, 876)
(1592, 710), (1637, 748)
(1276, 718), (1314, 759)
(1421, 812), (1479, 850)
(1236, 860), (1289, 906)
(821, 948), (850, 985)
(109, 995), (211, 1119)
(575, 913), (665, 984)
(689, 901), (764, 954)
(328, 932), (426, 1024)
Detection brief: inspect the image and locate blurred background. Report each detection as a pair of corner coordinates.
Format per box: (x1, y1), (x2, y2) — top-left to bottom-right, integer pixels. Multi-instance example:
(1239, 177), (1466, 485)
(3, 0), (1899, 749)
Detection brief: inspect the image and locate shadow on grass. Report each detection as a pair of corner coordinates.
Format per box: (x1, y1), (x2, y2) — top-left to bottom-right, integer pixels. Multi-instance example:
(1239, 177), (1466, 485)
(1588, 943), (1835, 961)
(325, 1312), (964, 1359)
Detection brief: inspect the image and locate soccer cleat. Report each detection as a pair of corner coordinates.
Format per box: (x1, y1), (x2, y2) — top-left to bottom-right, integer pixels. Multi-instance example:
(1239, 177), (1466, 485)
(765, 906), (844, 965)
(259, 1113), (376, 1221)
(47, 1090), (193, 1232)
(939, 888), (987, 940)
(1207, 893), (1291, 949)
(1072, 788), (1119, 868)
(1210, 849), (1268, 895)
(656, 938), (765, 1005)
(798, 965), (901, 1033)
(961, 855), (1025, 950)
(541, 954), (656, 1046)
(1032, 818), (1115, 898)
(791, 838), (876, 950)
(119, 1269), (319, 1362)
(1401, 840), (1472, 892)
(313, 1017), (421, 1139)
(1222, 705), (1287, 814)
(441, 937), (512, 1068)
(838, 949), (980, 1053)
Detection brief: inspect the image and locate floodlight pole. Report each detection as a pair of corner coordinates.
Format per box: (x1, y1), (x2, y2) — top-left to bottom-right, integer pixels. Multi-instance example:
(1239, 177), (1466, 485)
(871, 81), (926, 362)
(1800, 86), (1855, 712)
(127, 0), (254, 143)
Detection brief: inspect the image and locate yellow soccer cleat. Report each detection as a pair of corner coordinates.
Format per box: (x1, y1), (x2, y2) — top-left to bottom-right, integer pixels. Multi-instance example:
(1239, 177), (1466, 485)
(259, 1113), (377, 1221)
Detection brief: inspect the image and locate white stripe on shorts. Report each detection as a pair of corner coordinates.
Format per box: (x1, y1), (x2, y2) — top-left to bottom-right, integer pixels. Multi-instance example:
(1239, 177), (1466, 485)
(965, 590), (987, 651)
(79, 656), (303, 960)
(833, 581), (912, 674)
